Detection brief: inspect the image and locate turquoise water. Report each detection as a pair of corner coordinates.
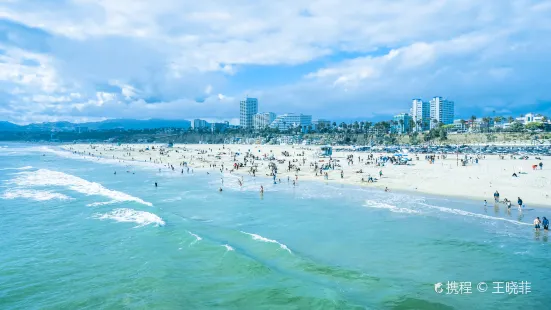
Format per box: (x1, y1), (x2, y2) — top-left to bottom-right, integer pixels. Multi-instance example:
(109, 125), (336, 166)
(1, 143), (550, 309)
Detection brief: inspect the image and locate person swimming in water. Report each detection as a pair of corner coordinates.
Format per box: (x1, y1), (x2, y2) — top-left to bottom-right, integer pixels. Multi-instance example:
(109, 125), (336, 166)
(384, 187), (390, 192)
(155, 182), (158, 188)
(219, 187), (223, 192)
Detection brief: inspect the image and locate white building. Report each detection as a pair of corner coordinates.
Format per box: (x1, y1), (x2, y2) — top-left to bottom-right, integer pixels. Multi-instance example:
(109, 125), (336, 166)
(269, 113), (312, 132)
(239, 97), (258, 128)
(516, 113), (545, 124)
(410, 99), (430, 131)
(429, 96), (454, 129)
(253, 112), (276, 130)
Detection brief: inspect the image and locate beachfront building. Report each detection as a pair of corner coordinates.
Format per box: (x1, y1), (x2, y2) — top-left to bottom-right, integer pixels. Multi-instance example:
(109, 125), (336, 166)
(193, 119), (210, 129)
(429, 96), (454, 129)
(253, 112), (276, 130)
(392, 113), (412, 134)
(312, 119), (332, 132)
(210, 121), (229, 133)
(269, 113), (312, 132)
(516, 113), (545, 124)
(239, 97), (258, 128)
(411, 99), (430, 132)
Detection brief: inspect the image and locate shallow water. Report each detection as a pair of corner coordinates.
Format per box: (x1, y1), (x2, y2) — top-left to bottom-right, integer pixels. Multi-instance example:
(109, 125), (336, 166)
(1, 143), (550, 309)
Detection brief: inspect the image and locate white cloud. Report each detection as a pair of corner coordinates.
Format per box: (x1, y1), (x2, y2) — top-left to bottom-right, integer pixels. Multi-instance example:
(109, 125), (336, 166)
(1, 0), (551, 123)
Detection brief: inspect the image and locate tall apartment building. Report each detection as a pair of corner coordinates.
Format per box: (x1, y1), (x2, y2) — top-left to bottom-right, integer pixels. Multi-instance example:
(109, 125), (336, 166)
(429, 96), (454, 129)
(410, 99), (430, 131)
(253, 112), (276, 130)
(193, 119), (209, 129)
(239, 97), (258, 128)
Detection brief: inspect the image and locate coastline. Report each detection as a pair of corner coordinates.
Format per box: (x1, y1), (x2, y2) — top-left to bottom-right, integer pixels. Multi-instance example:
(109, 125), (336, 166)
(57, 143), (551, 208)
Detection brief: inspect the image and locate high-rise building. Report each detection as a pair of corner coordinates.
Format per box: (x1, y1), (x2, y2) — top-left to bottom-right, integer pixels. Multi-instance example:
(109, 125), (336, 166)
(269, 113), (312, 132)
(240, 97), (258, 128)
(410, 99), (430, 131)
(429, 96), (454, 129)
(392, 113), (412, 134)
(253, 112), (276, 130)
(193, 119), (210, 129)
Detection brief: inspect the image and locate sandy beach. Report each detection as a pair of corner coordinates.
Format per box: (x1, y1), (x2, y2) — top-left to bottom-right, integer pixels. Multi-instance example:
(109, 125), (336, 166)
(61, 143), (551, 207)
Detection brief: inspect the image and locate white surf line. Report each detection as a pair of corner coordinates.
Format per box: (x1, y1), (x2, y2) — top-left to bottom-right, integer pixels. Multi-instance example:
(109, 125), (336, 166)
(188, 231), (202, 246)
(364, 200), (423, 214)
(9, 169), (153, 207)
(418, 202), (532, 226)
(0, 166), (33, 171)
(1, 189), (73, 201)
(93, 208), (165, 227)
(241, 231), (292, 254)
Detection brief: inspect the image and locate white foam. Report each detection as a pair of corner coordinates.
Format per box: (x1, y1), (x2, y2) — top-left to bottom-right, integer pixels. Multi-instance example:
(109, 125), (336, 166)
(86, 200), (119, 207)
(364, 200), (423, 214)
(222, 244), (234, 251)
(1, 189), (72, 201)
(9, 169), (152, 207)
(241, 231), (292, 254)
(93, 208), (165, 227)
(187, 231), (202, 241)
(0, 166), (33, 171)
(418, 202), (532, 226)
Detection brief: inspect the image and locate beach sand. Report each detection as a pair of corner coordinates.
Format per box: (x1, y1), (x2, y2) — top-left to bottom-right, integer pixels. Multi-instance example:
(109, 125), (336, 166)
(61, 143), (551, 207)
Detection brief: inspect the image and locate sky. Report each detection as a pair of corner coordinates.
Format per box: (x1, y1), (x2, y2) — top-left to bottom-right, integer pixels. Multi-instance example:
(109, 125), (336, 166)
(1, 0), (551, 125)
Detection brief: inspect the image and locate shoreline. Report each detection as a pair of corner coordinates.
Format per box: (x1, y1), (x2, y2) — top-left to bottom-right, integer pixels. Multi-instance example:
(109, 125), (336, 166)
(57, 143), (551, 208)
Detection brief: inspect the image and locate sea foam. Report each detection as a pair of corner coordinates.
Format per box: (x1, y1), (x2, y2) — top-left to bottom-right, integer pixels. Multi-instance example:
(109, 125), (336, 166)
(1, 189), (72, 201)
(364, 200), (423, 214)
(9, 169), (152, 207)
(93, 208), (165, 227)
(241, 231), (292, 254)
(0, 166), (33, 171)
(417, 202), (532, 226)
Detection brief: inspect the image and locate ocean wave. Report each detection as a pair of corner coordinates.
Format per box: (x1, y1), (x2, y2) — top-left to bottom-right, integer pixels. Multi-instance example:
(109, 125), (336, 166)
(187, 231), (202, 241)
(86, 200), (119, 207)
(364, 200), (423, 214)
(241, 231), (292, 254)
(93, 208), (165, 227)
(1, 189), (72, 201)
(0, 166), (33, 171)
(9, 169), (152, 207)
(222, 244), (234, 251)
(417, 202), (532, 226)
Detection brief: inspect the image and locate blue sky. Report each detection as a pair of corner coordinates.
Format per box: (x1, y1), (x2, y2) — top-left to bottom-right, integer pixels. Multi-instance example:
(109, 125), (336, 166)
(1, 0), (551, 124)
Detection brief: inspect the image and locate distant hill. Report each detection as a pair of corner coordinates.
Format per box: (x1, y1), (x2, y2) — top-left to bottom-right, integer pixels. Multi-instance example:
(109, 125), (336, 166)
(0, 119), (192, 132)
(0, 121), (22, 131)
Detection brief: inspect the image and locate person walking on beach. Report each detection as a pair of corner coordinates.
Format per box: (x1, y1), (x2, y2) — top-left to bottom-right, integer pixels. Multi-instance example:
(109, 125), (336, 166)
(379, 170), (383, 178)
(493, 191), (500, 203)
(517, 197), (523, 209)
(539, 162), (543, 170)
(534, 217), (541, 231)
(542, 217), (549, 231)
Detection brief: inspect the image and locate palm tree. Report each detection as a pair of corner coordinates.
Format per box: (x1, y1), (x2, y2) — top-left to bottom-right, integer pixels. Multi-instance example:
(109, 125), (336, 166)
(482, 117), (491, 132)
(416, 119), (422, 132)
(507, 116), (514, 123)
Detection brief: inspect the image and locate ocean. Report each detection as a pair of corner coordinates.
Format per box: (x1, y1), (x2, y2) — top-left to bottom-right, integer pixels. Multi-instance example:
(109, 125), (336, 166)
(1, 143), (549, 309)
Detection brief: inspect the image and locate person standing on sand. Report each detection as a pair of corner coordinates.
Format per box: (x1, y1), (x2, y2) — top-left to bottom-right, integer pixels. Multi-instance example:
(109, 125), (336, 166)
(534, 217), (541, 231)
(539, 162), (543, 170)
(379, 170), (383, 178)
